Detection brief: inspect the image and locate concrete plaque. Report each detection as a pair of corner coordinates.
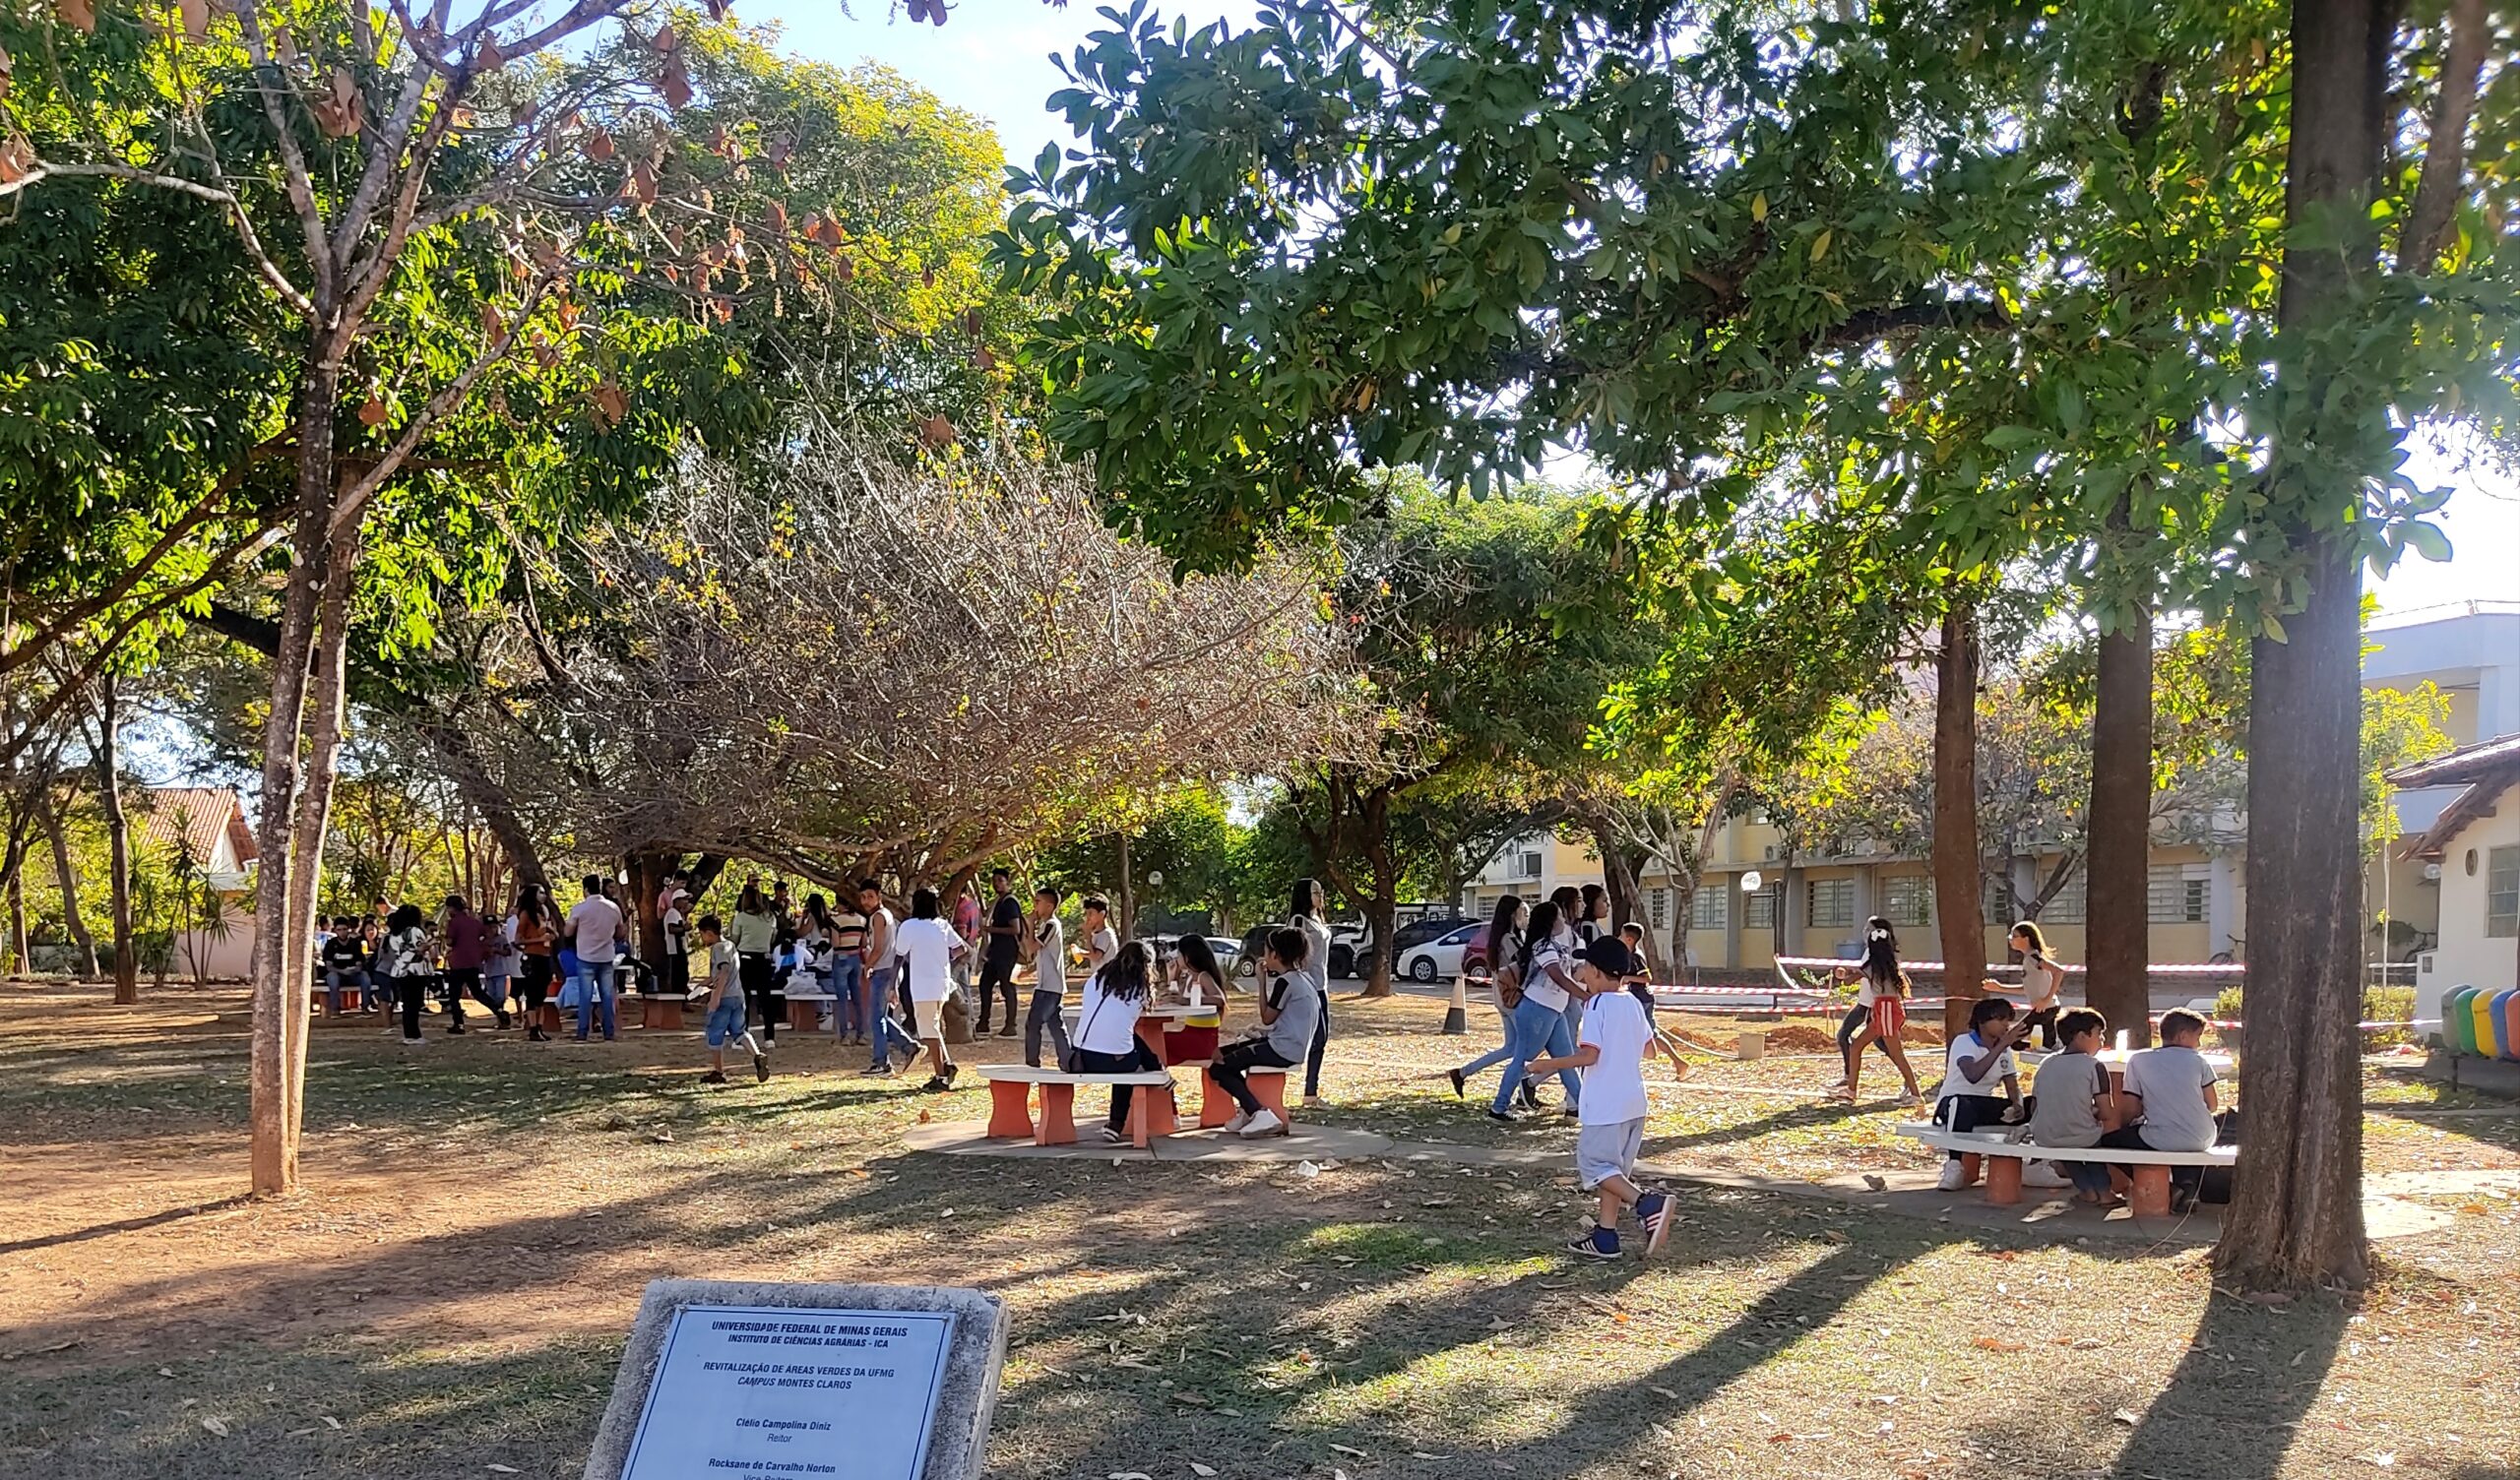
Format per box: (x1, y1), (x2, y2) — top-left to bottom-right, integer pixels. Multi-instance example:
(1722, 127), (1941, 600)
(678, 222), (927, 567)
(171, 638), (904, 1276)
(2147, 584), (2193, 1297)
(585, 1280), (1007, 1480)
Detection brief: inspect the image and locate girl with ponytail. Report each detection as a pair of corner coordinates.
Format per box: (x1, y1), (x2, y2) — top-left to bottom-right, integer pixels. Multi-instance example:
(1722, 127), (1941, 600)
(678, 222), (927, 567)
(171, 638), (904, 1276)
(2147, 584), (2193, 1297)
(1829, 916), (1922, 1104)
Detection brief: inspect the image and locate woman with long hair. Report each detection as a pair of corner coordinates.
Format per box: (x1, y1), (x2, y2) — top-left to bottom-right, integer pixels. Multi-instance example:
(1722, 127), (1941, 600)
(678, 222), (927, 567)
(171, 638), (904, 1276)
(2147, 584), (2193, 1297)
(1291, 878), (1333, 1108)
(509, 884), (556, 1042)
(1831, 921), (1922, 1104)
(1448, 894), (1529, 1100)
(1166, 934), (1229, 1064)
(1074, 940), (1166, 1141)
(1576, 883), (1609, 944)
(1489, 899), (1583, 1122)
(2009, 920), (2067, 1050)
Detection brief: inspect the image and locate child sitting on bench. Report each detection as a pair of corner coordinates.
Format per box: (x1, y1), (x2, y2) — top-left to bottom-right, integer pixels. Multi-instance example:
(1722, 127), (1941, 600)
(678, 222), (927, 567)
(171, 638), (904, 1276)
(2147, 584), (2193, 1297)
(2026, 1008), (2118, 1204)
(2101, 1008), (2220, 1213)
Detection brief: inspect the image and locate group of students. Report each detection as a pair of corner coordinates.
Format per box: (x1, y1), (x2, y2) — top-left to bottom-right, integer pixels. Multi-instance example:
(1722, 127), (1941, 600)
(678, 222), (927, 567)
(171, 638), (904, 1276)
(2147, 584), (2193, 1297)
(1444, 883), (1710, 1125)
(314, 876), (658, 1045)
(1831, 914), (2225, 1211)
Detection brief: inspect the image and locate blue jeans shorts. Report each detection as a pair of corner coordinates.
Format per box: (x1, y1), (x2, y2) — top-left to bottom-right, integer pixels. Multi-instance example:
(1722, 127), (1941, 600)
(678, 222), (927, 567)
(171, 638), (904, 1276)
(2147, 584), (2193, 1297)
(704, 996), (749, 1048)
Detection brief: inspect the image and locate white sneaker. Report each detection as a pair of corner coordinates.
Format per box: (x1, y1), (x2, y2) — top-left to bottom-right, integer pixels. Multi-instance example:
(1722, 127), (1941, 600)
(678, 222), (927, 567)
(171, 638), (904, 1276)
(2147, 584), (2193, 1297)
(1223, 1111), (1252, 1134)
(2021, 1161), (2073, 1189)
(1936, 1160), (1970, 1191)
(1240, 1109), (1284, 1138)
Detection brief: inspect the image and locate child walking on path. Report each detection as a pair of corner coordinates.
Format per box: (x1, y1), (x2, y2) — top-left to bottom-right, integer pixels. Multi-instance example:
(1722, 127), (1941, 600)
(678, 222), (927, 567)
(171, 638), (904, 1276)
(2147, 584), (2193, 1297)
(1526, 936), (1674, 1262)
(696, 915), (769, 1084)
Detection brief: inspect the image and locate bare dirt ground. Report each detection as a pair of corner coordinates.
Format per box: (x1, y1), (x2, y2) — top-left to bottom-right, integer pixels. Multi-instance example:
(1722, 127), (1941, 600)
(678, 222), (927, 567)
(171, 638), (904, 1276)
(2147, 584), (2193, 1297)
(2, 980), (2514, 1480)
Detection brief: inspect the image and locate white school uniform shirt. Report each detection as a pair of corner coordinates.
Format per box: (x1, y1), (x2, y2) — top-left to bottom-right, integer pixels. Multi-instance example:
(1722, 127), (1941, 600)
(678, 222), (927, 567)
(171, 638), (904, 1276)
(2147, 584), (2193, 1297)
(1073, 977), (1143, 1055)
(1519, 941), (1570, 1014)
(1577, 990), (1652, 1127)
(896, 916), (960, 1003)
(1938, 1029), (2016, 1101)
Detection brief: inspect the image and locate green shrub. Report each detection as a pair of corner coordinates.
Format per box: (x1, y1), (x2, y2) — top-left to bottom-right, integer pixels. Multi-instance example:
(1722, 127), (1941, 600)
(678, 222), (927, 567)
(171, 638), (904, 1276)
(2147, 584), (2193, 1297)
(2362, 985), (2417, 1049)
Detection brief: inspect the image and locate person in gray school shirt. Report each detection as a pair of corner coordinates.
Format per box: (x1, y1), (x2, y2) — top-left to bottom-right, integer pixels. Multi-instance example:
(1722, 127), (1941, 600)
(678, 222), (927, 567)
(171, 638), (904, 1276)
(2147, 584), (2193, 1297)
(2100, 1008), (2222, 1210)
(1208, 926), (1321, 1138)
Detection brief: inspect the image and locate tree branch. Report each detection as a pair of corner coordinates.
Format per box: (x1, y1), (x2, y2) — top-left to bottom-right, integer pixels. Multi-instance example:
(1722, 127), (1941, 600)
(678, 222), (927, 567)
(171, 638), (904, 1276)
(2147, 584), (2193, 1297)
(2401, 0), (2488, 271)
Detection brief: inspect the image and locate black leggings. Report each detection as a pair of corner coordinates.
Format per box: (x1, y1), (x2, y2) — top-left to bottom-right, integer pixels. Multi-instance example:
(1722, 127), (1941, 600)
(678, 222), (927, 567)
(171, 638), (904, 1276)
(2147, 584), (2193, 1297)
(2021, 1004), (2061, 1050)
(518, 955), (553, 1016)
(1303, 989), (1329, 1097)
(1073, 1041), (1162, 1129)
(740, 953), (779, 1043)
(1213, 1038), (1296, 1114)
(398, 975), (432, 1039)
(1933, 1092), (2016, 1159)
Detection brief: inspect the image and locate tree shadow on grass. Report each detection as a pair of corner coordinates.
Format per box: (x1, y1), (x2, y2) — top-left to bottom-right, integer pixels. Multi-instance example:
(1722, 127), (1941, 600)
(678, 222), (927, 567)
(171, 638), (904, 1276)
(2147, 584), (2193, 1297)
(2104, 1285), (2354, 1480)
(0, 1195), (256, 1257)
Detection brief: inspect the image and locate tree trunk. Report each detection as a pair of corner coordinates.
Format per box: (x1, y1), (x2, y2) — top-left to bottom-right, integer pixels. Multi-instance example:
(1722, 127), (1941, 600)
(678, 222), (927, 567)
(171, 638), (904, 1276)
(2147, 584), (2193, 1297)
(1932, 601), (1986, 1033)
(1358, 790), (1397, 996)
(278, 522), (360, 1168)
(2087, 602), (2155, 1046)
(1115, 832), (1134, 942)
(94, 678), (138, 1004)
(2216, 0), (2388, 1293)
(5, 863), (25, 974)
(42, 800), (98, 976)
(249, 362), (341, 1200)
(628, 850), (674, 964)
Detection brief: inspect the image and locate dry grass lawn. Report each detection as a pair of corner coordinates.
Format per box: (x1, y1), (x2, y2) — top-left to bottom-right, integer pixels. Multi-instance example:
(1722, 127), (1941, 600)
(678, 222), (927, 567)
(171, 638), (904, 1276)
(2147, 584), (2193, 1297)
(1, 980), (2514, 1480)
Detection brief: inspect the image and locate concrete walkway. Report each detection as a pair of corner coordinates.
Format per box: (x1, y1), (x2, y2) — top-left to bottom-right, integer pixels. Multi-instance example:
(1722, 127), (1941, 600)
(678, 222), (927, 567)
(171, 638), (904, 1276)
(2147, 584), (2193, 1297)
(901, 1119), (2457, 1246)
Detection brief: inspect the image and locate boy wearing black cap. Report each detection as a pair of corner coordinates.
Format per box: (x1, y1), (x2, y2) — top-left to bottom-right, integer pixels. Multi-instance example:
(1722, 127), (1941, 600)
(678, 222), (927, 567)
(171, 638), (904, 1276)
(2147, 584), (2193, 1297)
(1528, 935), (1674, 1260)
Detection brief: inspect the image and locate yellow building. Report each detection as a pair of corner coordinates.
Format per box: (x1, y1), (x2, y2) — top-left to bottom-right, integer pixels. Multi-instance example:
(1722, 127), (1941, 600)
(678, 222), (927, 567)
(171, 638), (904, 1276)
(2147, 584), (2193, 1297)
(1465, 602), (2516, 974)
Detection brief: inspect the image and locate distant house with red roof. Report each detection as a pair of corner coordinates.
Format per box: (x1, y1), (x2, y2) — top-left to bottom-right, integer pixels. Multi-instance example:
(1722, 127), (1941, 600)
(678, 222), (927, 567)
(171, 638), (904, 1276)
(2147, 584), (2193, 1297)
(139, 787), (259, 977)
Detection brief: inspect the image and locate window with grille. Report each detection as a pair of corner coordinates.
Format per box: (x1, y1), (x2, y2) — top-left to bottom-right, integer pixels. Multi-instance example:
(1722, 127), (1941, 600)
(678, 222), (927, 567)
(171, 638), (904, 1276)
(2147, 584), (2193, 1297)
(1744, 883), (1778, 930)
(1806, 878), (1854, 929)
(1691, 888), (1726, 930)
(1880, 876), (1933, 927)
(2147, 863), (2209, 924)
(2488, 846), (2519, 939)
(2037, 871), (2087, 925)
(1649, 888), (1670, 928)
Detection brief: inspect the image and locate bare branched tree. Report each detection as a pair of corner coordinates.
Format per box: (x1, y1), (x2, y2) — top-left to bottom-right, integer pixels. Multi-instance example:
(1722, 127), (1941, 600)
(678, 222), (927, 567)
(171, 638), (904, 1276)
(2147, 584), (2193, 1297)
(459, 416), (1376, 890)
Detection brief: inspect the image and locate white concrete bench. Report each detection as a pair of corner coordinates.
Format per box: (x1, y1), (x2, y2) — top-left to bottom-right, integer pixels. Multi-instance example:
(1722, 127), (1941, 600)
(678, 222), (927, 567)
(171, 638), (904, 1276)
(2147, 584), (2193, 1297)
(976, 1064), (1179, 1146)
(1894, 1123), (2234, 1215)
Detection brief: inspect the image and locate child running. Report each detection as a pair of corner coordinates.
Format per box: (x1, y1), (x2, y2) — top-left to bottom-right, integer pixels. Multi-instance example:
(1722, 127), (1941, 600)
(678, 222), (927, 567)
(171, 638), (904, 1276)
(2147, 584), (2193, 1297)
(1830, 922), (1923, 1106)
(697, 914), (769, 1084)
(1526, 936), (1674, 1261)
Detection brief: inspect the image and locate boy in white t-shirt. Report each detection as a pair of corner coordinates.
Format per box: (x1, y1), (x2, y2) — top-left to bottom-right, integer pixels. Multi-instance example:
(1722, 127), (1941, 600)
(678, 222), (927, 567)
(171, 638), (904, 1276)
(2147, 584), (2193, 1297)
(696, 915), (767, 1085)
(1933, 996), (2030, 1189)
(1527, 937), (1674, 1261)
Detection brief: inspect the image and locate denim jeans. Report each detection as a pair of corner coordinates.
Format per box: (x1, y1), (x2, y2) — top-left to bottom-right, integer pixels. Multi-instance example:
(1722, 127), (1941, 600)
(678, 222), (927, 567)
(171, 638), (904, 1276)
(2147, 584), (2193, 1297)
(325, 966), (368, 1015)
(1494, 994), (1580, 1113)
(864, 966), (915, 1069)
(1024, 987), (1073, 1069)
(827, 953), (865, 1039)
(1457, 1003), (1516, 1081)
(573, 958), (618, 1039)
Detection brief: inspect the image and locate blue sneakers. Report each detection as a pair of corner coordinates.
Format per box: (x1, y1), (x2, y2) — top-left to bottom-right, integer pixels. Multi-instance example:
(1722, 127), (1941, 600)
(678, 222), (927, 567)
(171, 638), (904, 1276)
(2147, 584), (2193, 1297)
(1566, 1225), (1620, 1261)
(1634, 1190), (1674, 1257)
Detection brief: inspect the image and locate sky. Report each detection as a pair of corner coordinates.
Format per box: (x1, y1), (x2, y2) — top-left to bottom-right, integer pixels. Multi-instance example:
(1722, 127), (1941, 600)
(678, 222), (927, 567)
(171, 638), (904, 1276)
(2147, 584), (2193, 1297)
(739, 1), (2519, 621)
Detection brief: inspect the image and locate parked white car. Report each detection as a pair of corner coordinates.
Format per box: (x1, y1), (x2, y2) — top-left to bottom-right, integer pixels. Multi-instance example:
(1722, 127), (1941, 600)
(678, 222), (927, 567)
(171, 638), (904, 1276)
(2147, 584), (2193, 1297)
(1396, 922), (1482, 983)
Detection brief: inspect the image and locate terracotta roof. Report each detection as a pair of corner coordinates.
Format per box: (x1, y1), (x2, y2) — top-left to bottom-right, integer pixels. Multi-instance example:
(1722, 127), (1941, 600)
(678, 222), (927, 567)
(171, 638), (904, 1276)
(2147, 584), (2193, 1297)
(138, 787), (259, 868)
(2388, 732), (2520, 787)
(2389, 735), (2520, 861)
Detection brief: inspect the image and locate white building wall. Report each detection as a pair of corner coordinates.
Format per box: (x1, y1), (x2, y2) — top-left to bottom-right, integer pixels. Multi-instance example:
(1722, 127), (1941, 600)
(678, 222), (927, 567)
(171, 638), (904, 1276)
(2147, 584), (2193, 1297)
(2416, 786), (2520, 1022)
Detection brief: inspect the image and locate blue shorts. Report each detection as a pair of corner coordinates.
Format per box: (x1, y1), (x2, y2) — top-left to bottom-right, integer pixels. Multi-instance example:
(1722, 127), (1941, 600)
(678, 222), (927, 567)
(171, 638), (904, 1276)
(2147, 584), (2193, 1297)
(1574, 1117), (1645, 1191)
(704, 996), (749, 1048)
